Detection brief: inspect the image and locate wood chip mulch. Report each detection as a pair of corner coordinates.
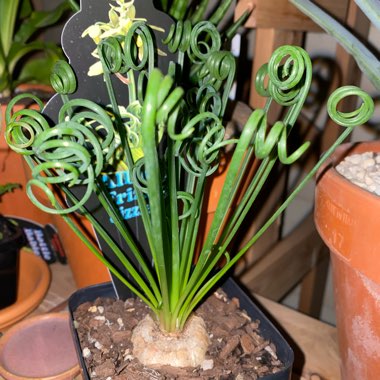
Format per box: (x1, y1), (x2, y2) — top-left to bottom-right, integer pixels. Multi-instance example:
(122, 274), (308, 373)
(73, 289), (285, 379)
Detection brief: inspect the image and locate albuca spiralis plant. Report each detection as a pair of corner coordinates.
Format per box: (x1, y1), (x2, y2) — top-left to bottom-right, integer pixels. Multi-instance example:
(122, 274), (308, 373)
(4, 0), (375, 368)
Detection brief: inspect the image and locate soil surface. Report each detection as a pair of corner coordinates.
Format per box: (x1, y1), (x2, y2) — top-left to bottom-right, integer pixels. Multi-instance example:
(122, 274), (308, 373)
(73, 289), (284, 379)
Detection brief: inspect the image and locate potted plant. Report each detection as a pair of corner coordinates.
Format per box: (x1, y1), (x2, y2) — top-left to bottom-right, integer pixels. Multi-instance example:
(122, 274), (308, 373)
(291, 1), (380, 379)
(3, 0), (374, 378)
(0, 183), (25, 309)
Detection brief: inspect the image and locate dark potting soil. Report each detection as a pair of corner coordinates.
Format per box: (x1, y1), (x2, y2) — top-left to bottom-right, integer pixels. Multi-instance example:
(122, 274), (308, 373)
(73, 289), (284, 379)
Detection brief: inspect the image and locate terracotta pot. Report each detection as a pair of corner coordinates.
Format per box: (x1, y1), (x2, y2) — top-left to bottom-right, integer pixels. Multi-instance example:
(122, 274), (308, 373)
(52, 214), (111, 288)
(315, 141), (380, 379)
(0, 249), (50, 331)
(198, 152), (261, 249)
(0, 312), (80, 379)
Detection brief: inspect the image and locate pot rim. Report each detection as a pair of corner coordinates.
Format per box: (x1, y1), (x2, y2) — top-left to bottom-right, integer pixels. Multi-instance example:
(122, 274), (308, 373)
(316, 141), (380, 201)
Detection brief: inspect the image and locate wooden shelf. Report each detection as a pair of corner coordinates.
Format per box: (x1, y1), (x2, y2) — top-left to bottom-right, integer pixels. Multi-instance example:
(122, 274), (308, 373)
(235, 0), (349, 31)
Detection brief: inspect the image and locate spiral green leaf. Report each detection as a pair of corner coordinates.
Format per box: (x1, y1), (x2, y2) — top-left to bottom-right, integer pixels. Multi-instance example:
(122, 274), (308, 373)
(327, 85), (375, 127)
(50, 60), (77, 95)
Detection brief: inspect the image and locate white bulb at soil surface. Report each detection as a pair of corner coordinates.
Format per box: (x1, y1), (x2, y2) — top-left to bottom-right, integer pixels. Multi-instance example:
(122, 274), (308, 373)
(131, 314), (210, 367)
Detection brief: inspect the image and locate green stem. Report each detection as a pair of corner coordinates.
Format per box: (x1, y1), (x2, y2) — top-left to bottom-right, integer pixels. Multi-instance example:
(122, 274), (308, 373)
(223, 9), (252, 42)
(217, 156), (276, 246)
(186, 125), (357, 319)
(180, 168), (207, 290)
(141, 69), (171, 329)
(209, 0), (233, 26)
(0, 0), (19, 57)
(190, 0), (209, 24)
(63, 187), (160, 308)
(168, 139), (181, 307)
(169, 0), (189, 20)
(68, 0), (79, 12)
(95, 180), (162, 303)
(127, 69), (137, 103)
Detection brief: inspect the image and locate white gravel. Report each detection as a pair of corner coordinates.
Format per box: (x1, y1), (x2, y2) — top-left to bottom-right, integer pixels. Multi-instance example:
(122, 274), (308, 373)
(336, 151), (380, 196)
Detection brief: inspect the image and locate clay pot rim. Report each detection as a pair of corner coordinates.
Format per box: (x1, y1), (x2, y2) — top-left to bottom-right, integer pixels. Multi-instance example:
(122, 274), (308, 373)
(316, 141), (380, 202)
(0, 249), (51, 330)
(0, 312), (80, 380)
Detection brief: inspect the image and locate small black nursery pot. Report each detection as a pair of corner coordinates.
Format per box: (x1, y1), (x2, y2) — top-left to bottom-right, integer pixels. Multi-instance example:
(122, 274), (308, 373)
(0, 216), (25, 309)
(69, 279), (294, 380)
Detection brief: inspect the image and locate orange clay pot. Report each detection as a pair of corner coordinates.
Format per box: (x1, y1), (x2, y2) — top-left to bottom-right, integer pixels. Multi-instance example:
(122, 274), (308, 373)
(0, 249), (50, 331)
(315, 141), (380, 380)
(0, 312), (80, 379)
(51, 214), (110, 288)
(197, 152), (261, 250)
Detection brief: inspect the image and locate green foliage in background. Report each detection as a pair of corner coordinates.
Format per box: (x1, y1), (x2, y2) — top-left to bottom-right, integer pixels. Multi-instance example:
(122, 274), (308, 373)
(0, 0), (79, 97)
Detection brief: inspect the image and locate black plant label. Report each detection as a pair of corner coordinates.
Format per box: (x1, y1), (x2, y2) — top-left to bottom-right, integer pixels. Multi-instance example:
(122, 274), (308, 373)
(43, 0), (176, 299)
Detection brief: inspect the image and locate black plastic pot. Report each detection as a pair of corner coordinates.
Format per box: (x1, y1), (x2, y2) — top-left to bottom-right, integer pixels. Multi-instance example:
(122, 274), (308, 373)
(69, 279), (293, 379)
(0, 216), (25, 309)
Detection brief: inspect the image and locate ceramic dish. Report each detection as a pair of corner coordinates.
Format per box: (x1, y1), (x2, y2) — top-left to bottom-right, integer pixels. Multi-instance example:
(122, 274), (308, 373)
(0, 312), (80, 379)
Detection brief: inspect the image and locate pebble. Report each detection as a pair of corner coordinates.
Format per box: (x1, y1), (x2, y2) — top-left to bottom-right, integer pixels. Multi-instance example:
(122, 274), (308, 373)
(82, 347), (91, 358)
(88, 306), (97, 313)
(201, 359), (214, 371)
(264, 344), (278, 359)
(336, 152), (380, 196)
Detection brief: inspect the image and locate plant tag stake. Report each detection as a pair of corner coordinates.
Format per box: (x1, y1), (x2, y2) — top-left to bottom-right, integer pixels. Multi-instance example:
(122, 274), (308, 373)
(43, 0), (177, 299)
